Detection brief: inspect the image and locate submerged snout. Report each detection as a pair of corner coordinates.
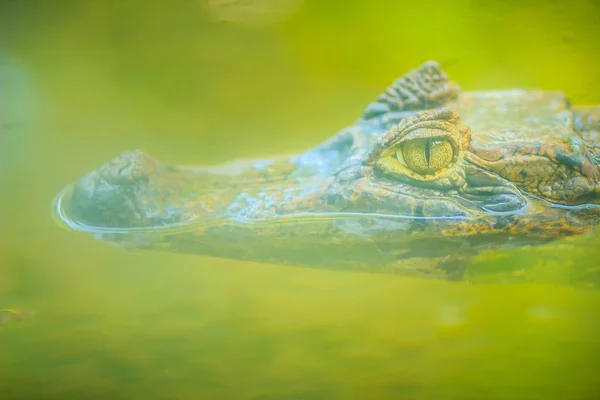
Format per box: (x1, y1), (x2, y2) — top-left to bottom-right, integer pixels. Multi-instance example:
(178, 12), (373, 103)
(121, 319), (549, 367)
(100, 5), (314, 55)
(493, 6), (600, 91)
(59, 150), (206, 230)
(54, 149), (333, 234)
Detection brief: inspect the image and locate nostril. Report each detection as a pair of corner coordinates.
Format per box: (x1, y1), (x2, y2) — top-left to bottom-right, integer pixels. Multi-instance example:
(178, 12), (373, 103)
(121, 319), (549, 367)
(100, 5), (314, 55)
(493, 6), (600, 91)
(101, 150), (161, 185)
(68, 150), (165, 228)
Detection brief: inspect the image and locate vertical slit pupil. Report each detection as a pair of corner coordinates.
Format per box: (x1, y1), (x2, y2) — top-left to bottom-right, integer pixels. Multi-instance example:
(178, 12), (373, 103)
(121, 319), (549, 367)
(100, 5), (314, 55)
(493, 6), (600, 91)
(424, 138), (431, 167)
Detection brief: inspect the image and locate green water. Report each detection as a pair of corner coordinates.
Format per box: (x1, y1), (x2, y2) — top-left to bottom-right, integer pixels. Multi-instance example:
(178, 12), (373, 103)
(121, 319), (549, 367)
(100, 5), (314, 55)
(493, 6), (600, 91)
(2, 1), (600, 399)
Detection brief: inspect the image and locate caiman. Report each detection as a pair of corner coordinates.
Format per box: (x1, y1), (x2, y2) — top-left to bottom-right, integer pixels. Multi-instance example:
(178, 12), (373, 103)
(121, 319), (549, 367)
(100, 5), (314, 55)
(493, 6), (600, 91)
(54, 61), (600, 282)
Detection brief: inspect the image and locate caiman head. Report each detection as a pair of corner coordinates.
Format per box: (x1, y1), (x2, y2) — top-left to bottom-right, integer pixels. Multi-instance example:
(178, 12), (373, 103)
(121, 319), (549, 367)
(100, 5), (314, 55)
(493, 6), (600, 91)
(54, 61), (600, 280)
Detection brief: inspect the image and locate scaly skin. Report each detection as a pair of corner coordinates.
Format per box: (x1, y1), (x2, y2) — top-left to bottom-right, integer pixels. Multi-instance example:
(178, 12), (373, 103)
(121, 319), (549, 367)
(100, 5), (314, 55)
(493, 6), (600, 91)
(54, 61), (600, 281)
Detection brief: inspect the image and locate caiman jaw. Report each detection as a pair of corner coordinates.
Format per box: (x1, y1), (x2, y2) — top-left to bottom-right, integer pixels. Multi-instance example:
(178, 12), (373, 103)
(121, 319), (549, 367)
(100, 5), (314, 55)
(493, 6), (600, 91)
(56, 149), (335, 234)
(61, 150), (198, 230)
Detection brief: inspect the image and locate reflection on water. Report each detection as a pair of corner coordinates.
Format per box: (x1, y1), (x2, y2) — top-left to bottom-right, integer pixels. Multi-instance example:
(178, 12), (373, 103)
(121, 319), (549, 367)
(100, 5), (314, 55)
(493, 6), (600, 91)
(203, 0), (303, 25)
(2, 0), (600, 399)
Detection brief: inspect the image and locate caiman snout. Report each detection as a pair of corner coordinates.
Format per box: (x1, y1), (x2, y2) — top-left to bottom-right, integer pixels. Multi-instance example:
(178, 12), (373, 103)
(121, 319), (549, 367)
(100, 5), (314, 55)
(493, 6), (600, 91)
(68, 150), (182, 229)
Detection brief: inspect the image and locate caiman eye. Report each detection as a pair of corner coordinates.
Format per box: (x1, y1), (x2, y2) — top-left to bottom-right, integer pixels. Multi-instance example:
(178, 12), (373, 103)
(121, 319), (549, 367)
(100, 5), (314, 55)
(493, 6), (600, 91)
(396, 137), (454, 175)
(367, 108), (469, 182)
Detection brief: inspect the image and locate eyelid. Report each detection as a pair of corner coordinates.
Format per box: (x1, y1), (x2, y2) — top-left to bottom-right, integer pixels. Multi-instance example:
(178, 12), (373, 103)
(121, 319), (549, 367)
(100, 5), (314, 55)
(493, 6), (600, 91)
(398, 134), (451, 147)
(398, 127), (452, 143)
(394, 145), (408, 168)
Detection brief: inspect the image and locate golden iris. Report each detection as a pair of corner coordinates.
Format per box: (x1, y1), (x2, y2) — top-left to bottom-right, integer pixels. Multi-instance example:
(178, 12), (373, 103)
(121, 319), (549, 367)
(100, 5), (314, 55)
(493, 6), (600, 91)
(396, 138), (453, 175)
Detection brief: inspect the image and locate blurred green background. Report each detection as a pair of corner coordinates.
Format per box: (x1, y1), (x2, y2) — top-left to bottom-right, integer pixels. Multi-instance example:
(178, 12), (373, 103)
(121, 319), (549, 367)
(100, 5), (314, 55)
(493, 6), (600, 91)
(1, 0), (600, 399)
